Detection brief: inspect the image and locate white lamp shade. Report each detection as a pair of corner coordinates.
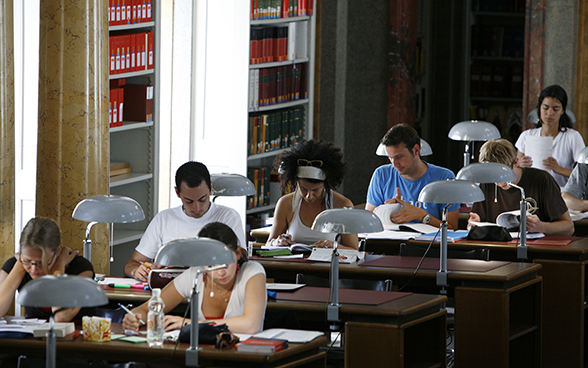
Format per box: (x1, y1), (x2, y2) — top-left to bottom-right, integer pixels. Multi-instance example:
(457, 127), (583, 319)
(448, 120), (501, 141)
(418, 179), (485, 204)
(154, 237), (236, 267)
(72, 195), (145, 223)
(576, 146), (588, 164)
(17, 275), (108, 308)
(211, 173), (256, 196)
(456, 162), (516, 183)
(312, 207), (384, 234)
(527, 108), (576, 124)
(376, 139), (432, 157)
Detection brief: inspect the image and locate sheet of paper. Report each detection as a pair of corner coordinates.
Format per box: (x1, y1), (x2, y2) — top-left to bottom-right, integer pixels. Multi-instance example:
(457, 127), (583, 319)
(525, 135), (553, 171)
(359, 230), (418, 240)
(97, 277), (139, 285)
(306, 248), (358, 263)
(266, 283), (306, 291)
(253, 328), (324, 343)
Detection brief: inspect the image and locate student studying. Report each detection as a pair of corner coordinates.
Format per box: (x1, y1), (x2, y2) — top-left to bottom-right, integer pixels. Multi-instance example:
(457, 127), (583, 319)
(365, 124), (460, 230)
(122, 222), (266, 334)
(0, 217), (95, 322)
(124, 161), (246, 281)
(265, 139), (358, 250)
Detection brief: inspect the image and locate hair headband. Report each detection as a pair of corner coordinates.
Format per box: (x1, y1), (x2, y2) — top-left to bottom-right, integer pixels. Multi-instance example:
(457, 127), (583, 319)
(297, 166), (327, 181)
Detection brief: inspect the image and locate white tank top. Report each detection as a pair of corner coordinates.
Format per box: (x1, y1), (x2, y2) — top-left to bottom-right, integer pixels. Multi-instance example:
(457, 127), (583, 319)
(287, 190), (337, 245)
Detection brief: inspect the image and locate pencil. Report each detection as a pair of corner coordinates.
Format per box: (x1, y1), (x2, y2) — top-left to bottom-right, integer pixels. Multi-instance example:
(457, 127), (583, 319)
(118, 303), (146, 325)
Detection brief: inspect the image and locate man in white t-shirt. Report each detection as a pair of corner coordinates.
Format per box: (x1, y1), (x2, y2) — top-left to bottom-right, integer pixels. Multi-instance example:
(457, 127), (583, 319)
(124, 161), (246, 281)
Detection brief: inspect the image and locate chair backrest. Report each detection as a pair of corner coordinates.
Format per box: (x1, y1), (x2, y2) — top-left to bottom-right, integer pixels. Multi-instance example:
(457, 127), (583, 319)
(399, 243), (490, 261)
(296, 274), (393, 292)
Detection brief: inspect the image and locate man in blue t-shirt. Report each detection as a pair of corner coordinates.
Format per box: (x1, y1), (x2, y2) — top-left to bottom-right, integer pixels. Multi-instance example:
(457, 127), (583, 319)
(366, 124), (460, 229)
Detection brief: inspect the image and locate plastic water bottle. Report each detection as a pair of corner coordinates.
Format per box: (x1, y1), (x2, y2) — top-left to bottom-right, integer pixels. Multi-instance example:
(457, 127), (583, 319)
(147, 288), (165, 348)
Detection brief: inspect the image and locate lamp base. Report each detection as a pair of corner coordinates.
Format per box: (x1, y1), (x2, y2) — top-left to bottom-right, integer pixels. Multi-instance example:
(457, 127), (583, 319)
(436, 270), (448, 287)
(186, 347), (201, 367)
(327, 303), (340, 324)
(516, 245), (528, 259)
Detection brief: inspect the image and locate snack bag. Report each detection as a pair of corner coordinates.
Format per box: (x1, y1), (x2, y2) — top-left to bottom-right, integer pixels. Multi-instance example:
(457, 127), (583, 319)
(83, 316), (112, 342)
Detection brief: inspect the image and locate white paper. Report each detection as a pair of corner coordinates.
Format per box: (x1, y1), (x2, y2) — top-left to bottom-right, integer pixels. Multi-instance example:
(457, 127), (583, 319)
(266, 283), (306, 291)
(525, 135), (553, 171)
(306, 248), (359, 263)
(97, 277), (139, 285)
(253, 328), (324, 343)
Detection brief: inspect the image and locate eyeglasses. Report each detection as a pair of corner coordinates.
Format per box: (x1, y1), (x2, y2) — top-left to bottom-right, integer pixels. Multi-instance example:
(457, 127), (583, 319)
(215, 331), (239, 350)
(297, 159), (323, 168)
(20, 252), (56, 268)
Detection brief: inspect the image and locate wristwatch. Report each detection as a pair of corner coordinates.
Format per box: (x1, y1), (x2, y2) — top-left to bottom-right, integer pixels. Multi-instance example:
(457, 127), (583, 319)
(421, 213), (431, 224)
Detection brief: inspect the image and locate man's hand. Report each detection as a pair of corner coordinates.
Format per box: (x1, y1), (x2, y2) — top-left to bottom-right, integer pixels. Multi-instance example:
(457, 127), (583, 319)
(525, 214), (544, 233)
(386, 188), (426, 224)
(133, 262), (153, 282)
(467, 212), (481, 228)
(164, 315), (191, 332)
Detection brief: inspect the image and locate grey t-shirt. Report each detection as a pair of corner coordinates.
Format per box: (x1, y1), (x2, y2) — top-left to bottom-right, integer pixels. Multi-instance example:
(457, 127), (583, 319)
(562, 163), (588, 200)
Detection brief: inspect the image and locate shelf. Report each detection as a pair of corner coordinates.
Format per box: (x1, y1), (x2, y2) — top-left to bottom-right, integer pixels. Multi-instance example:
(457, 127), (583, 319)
(110, 121), (153, 133)
(109, 21), (155, 32)
(248, 148), (288, 162)
(112, 229), (144, 246)
(509, 324), (538, 341)
(110, 172), (153, 187)
(471, 56), (523, 63)
(247, 203), (277, 215)
(250, 57), (309, 69)
(472, 11), (525, 18)
(251, 16), (310, 25)
(249, 98), (309, 113)
(109, 69), (154, 80)
(470, 97), (522, 103)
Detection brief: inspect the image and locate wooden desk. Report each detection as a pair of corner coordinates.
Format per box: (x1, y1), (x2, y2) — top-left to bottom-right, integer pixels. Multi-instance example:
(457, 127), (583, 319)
(367, 236), (588, 368)
(0, 324), (327, 368)
(103, 286), (448, 368)
(257, 255), (542, 368)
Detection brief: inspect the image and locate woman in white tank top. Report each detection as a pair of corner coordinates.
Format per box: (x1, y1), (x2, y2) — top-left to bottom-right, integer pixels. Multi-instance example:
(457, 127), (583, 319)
(266, 140), (358, 249)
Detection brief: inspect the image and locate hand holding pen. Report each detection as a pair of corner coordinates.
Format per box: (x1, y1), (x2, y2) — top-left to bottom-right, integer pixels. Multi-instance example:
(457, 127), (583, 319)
(120, 303), (145, 333)
(272, 233), (295, 247)
(133, 261), (153, 282)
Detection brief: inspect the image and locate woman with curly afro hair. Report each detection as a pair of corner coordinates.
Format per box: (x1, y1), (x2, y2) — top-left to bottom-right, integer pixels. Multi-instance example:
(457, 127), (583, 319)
(266, 139), (358, 250)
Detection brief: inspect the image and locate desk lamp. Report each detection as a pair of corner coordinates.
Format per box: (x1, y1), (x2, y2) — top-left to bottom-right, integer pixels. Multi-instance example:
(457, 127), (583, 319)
(418, 180), (485, 286)
(72, 195), (145, 262)
(311, 207), (384, 327)
(210, 173), (256, 202)
(576, 146), (588, 163)
(153, 237), (235, 367)
(376, 138), (433, 157)
(17, 275), (108, 368)
(456, 162), (529, 259)
(448, 120), (501, 166)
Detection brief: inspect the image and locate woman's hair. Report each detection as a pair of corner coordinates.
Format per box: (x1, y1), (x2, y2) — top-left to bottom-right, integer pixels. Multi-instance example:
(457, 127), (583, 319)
(19, 217), (62, 270)
(275, 139), (346, 191)
(198, 222), (247, 266)
(536, 84), (572, 131)
(479, 139), (517, 167)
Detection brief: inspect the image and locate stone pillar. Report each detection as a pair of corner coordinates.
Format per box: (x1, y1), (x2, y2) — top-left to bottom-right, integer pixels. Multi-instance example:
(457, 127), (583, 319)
(523, 0), (545, 128)
(576, 0), (588, 139)
(0, 1), (15, 269)
(36, 1), (110, 274)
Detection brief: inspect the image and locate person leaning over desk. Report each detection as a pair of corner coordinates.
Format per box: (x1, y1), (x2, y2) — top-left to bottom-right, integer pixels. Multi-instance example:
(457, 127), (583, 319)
(123, 222), (266, 334)
(0, 217), (95, 322)
(468, 139), (574, 236)
(562, 163), (588, 211)
(266, 139), (358, 250)
(124, 161), (246, 282)
(365, 124), (460, 230)
(515, 84), (585, 187)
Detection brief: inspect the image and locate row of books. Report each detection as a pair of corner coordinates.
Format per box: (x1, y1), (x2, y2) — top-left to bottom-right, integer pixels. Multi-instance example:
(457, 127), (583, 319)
(248, 106), (305, 156)
(474, 0), (525, 13)
(251, 0), (314, 20)
(110, 79), (154, 127)
(109, 32), (154, 75)
(250, 26), (289, 64)
(109, 0), (153, 26)
(248, 63), (307, 109)
(470, 63), (523, 98)
(471, 25), (524, 58)
(247, 167), (271, 209)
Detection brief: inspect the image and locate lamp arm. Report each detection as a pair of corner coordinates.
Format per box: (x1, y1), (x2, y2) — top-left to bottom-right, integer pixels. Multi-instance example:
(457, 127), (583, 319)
(327, 238), (340, 327)
(507, 182), (528, 258)
(437, 205), (451, 288)
(85, 221), (98, 240)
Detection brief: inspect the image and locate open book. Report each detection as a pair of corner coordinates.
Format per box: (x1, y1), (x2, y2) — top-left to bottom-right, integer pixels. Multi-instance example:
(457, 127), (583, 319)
(470, 209), (522, 230)
(260, 243), (314, 253)
(373, 204), (438, 233)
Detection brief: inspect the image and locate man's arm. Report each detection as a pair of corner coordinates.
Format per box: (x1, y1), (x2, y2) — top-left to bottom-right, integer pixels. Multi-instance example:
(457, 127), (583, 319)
(365, 203), (376, 212)
(526, 211), (574, 236)
(124, 251), (152, 280)
(562, 192), (588, 212)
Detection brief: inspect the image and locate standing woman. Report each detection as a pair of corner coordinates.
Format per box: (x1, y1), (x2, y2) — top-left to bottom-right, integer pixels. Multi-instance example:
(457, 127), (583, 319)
(516, 84), (585, 187)
(266, 139), (358, 250)
(0, 217), (95, 321)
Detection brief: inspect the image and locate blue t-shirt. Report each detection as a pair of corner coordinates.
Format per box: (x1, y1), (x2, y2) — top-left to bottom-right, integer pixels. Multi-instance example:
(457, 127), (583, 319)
(366, 162), (459, 221)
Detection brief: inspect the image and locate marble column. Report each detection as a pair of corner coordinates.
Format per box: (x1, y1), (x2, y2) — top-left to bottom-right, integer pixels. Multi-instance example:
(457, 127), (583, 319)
(36, 1), (110, 274)
(0, 1), (15, 270)
(576, 0), (588, 140)
(522, 0), (545, 128)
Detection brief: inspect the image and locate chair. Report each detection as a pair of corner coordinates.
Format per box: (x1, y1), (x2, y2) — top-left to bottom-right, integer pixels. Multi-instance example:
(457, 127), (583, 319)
(398, 243), (490, 261)
(296, 274), (393, 291)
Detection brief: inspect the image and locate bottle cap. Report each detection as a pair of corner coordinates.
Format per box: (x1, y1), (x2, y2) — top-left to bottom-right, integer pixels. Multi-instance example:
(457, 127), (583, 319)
(152, 288), (161, 297)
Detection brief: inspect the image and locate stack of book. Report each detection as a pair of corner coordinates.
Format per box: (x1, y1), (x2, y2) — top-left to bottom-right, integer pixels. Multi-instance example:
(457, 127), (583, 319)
(109, 0), (153, 26)
(251, 0), (315, 20)
(109, 31), (154, 76)
(237, 337), (288, 353)
(110, 162), (132, 177)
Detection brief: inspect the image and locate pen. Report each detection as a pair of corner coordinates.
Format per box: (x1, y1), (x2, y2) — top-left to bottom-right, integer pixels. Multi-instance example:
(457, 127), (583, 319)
(130, 284), (150, 290)
(141, 262), (152, 270)
(118, 303), (146, 325)
(108, 283), (131, 289)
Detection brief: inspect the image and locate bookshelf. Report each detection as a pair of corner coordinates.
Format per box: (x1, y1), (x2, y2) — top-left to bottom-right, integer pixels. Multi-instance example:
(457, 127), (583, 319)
(246, 1), (316, 230)
(465, 0), (525, 144)
(108, 1), (158, 271)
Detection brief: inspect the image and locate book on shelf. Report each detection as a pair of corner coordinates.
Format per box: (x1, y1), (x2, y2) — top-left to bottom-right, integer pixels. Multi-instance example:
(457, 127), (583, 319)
(247, 167), (271, 209)
(124, 84), (153, 122)
(109, 31), (153, 76)
(109, 0), (152, 26)
(248, 106), (304, 156)
(237, 337), (288, 353)
(251, 0), (314, 20)
(250, 63), (308, 109)
(110, 161), (132, 177)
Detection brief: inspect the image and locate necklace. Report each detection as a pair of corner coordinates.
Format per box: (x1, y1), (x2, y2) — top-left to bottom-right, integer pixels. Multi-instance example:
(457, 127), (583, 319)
(209, 277), (231, 303)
